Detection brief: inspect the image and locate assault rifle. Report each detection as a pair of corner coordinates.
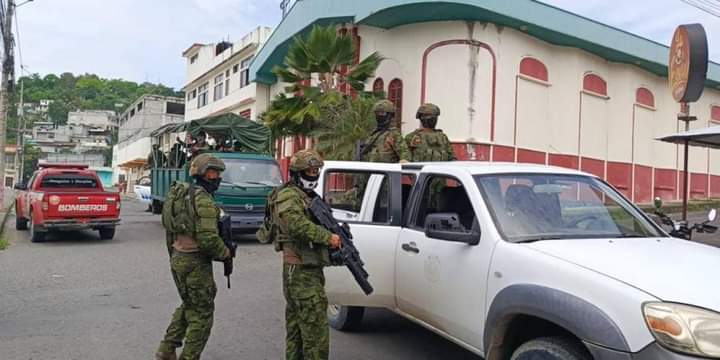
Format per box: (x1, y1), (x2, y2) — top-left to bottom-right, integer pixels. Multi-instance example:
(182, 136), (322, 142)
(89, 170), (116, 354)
(309, 196), (374, 295)
(218, 213), (236, 288)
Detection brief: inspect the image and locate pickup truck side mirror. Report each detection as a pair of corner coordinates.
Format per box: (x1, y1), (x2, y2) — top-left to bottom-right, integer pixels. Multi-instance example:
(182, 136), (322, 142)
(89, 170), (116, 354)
(14, 183), (27, 191)
(424, 213), (480, 245)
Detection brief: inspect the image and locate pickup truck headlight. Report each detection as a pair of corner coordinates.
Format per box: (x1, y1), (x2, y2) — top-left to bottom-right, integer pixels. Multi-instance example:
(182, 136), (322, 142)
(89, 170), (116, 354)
(644, 302), (720, 358)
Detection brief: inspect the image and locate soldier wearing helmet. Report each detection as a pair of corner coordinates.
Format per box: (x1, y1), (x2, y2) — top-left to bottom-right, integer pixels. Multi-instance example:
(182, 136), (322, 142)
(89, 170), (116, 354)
(257, 149), (341, 360)
(156, 154), (231, 360)
(355, 100), (410, 163)
(405, 103), (456, 162)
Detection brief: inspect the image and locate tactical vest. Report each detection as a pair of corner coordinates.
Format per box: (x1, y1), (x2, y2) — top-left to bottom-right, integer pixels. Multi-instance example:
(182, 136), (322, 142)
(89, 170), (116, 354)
(366, 129), (400, 163)
(408, 130), (452, 162)
(257, 184), (329, 266)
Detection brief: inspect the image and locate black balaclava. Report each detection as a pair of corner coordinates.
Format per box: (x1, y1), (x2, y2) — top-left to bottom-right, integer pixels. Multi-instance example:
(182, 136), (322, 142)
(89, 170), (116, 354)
(375, 112), (394, 130)
(195, 175), (221, 194)
(419, 115), (438, 129)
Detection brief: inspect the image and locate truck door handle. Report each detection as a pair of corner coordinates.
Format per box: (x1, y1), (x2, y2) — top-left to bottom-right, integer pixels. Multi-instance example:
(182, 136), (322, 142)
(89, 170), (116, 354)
(401, 242), (420, 254)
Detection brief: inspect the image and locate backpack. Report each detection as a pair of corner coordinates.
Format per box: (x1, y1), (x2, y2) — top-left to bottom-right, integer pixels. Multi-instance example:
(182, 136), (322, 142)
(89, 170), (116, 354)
(162, 182), (197, 235)
(256, 185), (286, 245)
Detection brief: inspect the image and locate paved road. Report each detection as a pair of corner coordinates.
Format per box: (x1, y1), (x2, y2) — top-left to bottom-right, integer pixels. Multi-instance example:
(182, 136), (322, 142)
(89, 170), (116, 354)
(0, 199), (481, 360)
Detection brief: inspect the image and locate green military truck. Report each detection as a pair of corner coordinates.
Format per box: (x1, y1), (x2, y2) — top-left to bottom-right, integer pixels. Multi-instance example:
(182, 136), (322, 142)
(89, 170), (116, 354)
(150, 114), (282, 234)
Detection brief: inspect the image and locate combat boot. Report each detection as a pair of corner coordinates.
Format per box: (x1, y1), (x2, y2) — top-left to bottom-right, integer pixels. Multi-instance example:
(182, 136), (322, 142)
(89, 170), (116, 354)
(155, 351), (177, 360)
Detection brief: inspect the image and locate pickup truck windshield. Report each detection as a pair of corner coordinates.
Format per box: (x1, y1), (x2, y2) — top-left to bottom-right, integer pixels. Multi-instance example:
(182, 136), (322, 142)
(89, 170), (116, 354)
(221, 159), (283, 187)
(40, 175), (99, 189)
(475, 174), (664, 242)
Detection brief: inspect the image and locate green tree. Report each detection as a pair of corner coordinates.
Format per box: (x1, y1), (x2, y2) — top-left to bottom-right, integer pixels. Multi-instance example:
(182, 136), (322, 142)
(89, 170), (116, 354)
(311, 92), (378, 160)
(21, 143), (42, 183)
(262, 24), (383, 137)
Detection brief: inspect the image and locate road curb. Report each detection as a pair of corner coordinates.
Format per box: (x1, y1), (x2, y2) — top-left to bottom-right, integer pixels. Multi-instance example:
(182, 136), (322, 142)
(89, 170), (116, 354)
(0, 198), (14, 240)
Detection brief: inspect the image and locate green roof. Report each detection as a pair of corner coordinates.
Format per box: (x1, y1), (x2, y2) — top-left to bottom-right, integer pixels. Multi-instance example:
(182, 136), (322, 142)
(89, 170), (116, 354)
(250, 0), (719, 89)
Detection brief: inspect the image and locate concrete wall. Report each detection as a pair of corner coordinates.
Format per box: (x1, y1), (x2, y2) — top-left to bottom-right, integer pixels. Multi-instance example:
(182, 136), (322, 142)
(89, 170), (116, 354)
(68, 110), (115, 129)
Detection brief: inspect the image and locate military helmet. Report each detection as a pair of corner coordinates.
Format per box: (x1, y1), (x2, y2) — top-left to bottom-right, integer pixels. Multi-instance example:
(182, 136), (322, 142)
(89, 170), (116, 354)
(373, 100), (396, 114)
(417, 103), (441, 117)
(289, 149), (324, 172)
(189, 153), (226, 177)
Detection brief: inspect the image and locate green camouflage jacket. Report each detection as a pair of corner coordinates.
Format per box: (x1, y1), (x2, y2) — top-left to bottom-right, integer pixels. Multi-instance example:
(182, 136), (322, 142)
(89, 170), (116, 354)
(405, 129), (456, 162)
(363, 128), (410, 163)
(273, 184), (332, 265)
(192, 188), (227, 260)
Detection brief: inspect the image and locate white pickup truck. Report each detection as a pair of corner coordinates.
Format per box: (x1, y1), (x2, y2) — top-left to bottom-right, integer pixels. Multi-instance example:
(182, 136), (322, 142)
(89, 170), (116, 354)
(317, 161), (720, 360)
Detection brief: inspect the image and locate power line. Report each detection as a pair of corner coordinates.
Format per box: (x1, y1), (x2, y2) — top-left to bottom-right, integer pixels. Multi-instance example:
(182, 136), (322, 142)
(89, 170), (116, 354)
(681, 0), (720, 17)
(13, 6), (21, 71)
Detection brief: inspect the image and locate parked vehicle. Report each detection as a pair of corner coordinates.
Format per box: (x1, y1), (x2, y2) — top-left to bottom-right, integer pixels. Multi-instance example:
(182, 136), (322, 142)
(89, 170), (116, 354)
(15, 163), (121, 242)
(318, 161), (720, 360)
(150, 114), (282, 234)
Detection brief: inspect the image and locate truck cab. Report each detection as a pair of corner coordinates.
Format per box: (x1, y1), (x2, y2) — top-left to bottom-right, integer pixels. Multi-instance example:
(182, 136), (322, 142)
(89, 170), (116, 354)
(318, 161), (720, 360)
(151, 152), (282, 234)
(15, 163), (121, 242)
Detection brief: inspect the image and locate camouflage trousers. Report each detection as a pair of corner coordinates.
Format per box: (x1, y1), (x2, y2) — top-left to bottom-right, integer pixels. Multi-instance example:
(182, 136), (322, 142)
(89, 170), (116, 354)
(158, 252), (217, 360)
(283, 264), (329, 360)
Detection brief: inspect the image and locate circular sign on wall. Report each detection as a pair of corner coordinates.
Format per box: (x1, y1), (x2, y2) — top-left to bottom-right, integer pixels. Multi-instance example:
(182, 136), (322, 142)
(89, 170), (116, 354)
(669, 24), (708, 103)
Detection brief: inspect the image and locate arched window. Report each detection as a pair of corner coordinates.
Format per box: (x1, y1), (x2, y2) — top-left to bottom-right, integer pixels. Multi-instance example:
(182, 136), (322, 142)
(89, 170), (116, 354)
(635, 88), (655, 108)
(712, 106), (720, 123)
(583, 73), (607, 96)
(373, 78), (385, 96)
(519, 57), (548, 82)
(388, 78), (403, 122)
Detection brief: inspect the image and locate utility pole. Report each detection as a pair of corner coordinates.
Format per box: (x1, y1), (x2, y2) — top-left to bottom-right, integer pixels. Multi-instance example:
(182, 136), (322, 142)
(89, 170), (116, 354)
(0, 0), (15, 193)
(14, 77), (22, 182)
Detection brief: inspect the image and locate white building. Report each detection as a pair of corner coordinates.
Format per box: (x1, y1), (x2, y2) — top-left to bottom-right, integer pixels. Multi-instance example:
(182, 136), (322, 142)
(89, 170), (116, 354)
(68, 110), (116, 129)
(182, 26), (273, 122)
(112, 95), (185, 189)
(250, 0), (720, 204)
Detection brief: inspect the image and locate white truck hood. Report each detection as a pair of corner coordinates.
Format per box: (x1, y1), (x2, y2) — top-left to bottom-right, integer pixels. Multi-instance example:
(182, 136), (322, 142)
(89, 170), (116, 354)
(526, 237), (720, 312)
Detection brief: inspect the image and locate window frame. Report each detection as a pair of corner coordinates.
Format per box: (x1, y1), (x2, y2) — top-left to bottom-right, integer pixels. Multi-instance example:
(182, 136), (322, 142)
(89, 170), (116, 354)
(406, 173), (477, 232)
(197, 82), (209, 108)
(213, 74), (225, 101)
(322, 169), (403, 227)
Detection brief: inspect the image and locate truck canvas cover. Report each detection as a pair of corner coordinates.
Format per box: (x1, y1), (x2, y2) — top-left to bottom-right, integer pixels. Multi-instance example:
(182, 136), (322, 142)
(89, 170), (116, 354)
(151, 114), (272, 153)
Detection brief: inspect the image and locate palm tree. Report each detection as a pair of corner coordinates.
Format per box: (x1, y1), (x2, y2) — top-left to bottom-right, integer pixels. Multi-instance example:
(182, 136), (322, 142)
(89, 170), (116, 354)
(261, 24), (384, 137)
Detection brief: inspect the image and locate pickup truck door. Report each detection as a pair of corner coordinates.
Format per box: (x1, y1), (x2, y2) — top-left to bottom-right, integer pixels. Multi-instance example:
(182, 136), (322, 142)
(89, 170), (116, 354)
(320, 165), (403, 308)
(396, 171), (493, 350)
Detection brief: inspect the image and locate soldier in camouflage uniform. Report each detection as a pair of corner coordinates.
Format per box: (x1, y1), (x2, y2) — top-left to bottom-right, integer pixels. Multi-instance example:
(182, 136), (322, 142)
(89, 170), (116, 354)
(156, 154), (231, 360)
(357, 100), (410, 163)
(258, 149), (342, 360)
(405, 103), (456, 162)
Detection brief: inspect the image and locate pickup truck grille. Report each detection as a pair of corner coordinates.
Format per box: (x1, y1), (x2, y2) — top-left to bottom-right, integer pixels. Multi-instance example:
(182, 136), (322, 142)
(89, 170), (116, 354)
(222, 204), (265, 214)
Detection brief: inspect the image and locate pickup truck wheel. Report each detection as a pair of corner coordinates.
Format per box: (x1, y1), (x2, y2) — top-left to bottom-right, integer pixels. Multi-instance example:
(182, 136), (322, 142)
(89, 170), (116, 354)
(99, 227), (116, 240)
(327, 304), (364, 331)
(15, 216), (28, 230)
(151, 200), (163, 215)
(28, 218), (46, 243)
(511, 337), (591, 360)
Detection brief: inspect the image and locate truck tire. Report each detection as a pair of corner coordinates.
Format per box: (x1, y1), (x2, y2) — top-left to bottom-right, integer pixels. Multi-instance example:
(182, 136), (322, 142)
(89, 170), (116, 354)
(151, 200), (163, 215)
(328, 304), (365, 331)
(28, 217), (46, 243)
(16, 216), (28, 230)
(511, 337), (591, 360)
(99, 227), (116, 240)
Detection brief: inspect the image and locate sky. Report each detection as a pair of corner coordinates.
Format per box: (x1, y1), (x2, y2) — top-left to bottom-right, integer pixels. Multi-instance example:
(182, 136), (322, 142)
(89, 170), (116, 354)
(14, 0), (719, 90)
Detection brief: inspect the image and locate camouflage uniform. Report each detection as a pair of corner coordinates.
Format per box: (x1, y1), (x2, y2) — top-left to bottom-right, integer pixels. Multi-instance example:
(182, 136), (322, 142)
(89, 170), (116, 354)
(157, 154), (229, 360)
(406, 103), (456, 162)
(360, 100), (410, 163)
(260, 150), (333, 360)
